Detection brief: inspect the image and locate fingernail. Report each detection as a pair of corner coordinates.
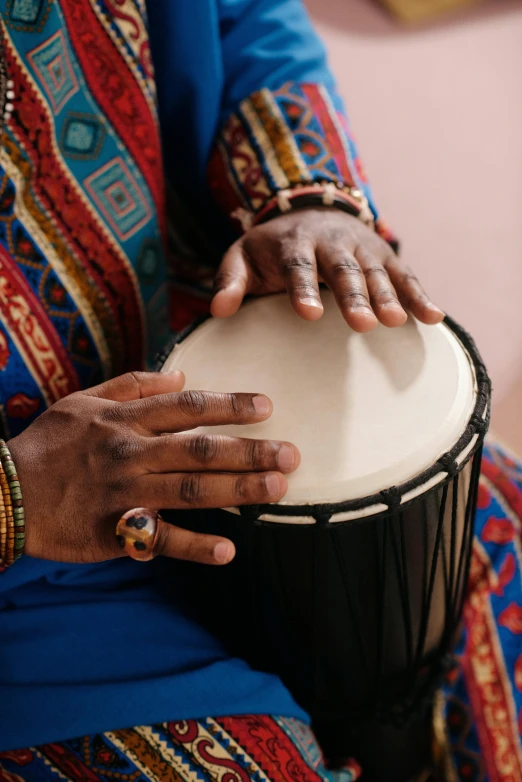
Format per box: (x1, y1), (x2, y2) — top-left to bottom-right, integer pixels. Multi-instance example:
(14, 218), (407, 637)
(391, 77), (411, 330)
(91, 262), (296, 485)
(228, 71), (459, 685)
(167, 370), (183, 379)
(277, 444), (295, 472)
(214, 541), (233, 564)
(265, 473), (282, 497)
(300, 297), (323, 309)
(356, 308), (378, 322)
(252, 395), (271, 416)
(427, 303), (444, 315)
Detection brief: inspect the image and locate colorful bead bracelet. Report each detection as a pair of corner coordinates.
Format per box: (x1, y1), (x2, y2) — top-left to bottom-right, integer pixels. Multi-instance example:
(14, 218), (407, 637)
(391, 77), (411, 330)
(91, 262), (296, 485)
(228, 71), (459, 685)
(0, 439), (25, 567)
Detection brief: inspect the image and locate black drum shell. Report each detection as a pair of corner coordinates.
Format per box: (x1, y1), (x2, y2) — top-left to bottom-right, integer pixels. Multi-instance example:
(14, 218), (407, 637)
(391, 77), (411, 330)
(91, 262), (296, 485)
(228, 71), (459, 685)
(163, 450), (479, 725)
(157, 314), (490, 779)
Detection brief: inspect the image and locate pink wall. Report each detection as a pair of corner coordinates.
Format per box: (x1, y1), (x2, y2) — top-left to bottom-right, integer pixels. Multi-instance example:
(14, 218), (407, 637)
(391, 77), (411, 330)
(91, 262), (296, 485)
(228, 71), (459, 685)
(306, 0), (522, 452)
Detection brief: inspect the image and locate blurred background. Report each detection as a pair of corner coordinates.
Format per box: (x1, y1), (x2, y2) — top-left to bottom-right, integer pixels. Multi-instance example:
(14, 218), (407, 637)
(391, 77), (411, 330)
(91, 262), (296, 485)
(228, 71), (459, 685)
(305, 0), (522, 453)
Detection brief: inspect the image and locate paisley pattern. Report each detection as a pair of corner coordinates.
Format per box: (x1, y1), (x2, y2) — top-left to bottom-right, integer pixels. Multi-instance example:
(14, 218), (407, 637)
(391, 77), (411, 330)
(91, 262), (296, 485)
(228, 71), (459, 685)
(0, 716), (361, 782)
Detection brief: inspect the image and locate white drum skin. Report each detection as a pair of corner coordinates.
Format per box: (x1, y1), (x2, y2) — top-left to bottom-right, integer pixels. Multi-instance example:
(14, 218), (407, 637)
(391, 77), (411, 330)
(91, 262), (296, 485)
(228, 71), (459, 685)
(162, 291), (477, 508)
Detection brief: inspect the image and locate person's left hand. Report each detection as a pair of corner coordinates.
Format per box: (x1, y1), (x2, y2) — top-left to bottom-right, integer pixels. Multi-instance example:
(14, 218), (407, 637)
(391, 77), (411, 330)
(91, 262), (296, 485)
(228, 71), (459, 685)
(211, 208), (444, 332)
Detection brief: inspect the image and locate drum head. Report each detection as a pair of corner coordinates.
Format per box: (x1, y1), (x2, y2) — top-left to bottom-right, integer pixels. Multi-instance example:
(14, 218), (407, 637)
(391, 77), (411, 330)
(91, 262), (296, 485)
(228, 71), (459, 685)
(162, 292), (476, 505)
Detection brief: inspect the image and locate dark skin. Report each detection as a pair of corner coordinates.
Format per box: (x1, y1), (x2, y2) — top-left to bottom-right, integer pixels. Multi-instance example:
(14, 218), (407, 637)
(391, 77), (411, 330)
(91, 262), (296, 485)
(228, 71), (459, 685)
(10, 371), (298, 565)
(212, 210), (444, 329)
(9, 209), (443, 567)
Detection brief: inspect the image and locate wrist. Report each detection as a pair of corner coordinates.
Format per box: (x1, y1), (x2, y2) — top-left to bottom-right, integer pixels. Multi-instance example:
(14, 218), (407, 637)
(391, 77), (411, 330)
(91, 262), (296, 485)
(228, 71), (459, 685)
(208, 84), (390, 241)
(247, 182), (374, 231)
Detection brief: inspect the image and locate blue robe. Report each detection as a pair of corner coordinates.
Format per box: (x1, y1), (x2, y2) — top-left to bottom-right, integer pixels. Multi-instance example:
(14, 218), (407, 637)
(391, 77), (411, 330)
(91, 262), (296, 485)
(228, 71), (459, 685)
(0, 0), (369, 749)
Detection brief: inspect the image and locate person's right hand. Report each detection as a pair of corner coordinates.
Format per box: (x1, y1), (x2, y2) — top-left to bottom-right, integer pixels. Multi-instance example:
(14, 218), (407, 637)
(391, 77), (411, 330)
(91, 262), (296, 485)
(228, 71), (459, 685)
(8, 371), (299, 566)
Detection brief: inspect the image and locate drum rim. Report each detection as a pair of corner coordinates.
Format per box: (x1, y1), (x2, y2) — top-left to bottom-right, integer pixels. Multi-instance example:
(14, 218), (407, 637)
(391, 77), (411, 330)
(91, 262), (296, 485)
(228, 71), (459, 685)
(156, 309), (491, 524)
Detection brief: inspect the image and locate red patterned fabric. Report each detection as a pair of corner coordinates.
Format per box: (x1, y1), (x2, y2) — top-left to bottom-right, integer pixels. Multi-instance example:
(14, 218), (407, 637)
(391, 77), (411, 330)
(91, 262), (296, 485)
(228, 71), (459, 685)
(441, 442), (522, 781)
(58, 0), (166, 237)
(208, 82), (398, 248)
(0, 716), (360, 781)
(0, 1), (169, 443)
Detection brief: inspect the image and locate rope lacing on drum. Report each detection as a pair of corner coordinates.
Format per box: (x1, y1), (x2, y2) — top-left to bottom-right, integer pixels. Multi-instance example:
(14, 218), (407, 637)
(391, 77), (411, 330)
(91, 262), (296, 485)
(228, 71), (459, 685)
(375, 652), (458, 727)
(240, 505), (261, 522)
(313, 509), (333, 525)
(380, 487), (401, 510)
(437, 454), (458, 476)
(469, 412), (487, 433)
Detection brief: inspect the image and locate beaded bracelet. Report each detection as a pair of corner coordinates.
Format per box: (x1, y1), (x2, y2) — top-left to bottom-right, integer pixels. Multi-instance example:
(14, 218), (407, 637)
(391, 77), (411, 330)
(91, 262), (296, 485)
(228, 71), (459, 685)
(230, 181), (375, 233)
(0, 440), (25, 567)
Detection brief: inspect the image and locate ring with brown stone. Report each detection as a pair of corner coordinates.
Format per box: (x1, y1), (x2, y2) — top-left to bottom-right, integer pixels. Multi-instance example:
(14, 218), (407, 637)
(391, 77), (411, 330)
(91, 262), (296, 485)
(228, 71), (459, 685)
(116, 508), (161, 561)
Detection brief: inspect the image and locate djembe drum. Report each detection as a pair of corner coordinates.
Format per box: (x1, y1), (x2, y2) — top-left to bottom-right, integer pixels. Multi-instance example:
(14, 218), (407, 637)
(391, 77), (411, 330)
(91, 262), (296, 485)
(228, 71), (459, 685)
(158, 292), (490, 781)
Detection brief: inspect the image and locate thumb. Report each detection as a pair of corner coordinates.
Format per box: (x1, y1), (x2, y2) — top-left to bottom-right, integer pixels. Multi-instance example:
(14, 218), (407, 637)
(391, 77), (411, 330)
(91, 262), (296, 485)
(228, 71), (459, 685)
(154, 522), (236, 565)
(211, 240), (249, 318)
(84, 370), (186, 403)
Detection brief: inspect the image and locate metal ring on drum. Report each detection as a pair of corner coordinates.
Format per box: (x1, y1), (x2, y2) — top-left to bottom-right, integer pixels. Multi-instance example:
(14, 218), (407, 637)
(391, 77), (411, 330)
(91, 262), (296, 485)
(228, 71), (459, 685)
(157, 291), (490, 782)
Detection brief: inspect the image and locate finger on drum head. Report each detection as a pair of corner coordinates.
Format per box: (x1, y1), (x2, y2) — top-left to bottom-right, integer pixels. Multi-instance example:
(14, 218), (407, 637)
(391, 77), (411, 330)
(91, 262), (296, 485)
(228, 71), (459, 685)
(144, 433), (300, 474)
(155, 523), (236, 565)
(211, 243), (249, 318)
(280, 241), (324, 320)
(123, 390), (273, 434)
(317, 246), (378, 332)
(385, 257), (444, 325)
(137, 471), (288, 509)
(354, 248), (407, 328)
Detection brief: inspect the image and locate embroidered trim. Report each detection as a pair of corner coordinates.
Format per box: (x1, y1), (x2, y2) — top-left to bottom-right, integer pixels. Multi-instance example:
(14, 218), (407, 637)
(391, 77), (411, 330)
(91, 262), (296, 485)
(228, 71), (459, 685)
(208, 83), (397, 248)
(0, 717), (362, 781)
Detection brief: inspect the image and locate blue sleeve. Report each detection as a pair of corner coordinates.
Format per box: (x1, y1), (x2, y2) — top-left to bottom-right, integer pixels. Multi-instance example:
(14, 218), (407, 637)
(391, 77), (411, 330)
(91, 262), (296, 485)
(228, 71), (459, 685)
(209, 0), (396, 248)
(218, 0), (342, 121)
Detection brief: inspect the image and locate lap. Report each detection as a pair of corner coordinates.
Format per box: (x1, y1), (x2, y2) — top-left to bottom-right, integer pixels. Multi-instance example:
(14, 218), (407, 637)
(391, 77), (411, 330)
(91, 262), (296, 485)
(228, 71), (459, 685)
(3, 440), (522, 781)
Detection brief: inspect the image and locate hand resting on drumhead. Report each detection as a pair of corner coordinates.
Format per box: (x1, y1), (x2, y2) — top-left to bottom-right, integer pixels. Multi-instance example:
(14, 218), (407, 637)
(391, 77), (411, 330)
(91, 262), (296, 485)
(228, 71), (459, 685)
(8, 371), (299, 566)
(211, 209), (444, 332)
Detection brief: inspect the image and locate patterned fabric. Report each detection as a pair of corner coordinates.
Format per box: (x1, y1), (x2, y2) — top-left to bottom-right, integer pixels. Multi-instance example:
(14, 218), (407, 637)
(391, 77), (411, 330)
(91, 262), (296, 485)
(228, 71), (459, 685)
(0, 0), (170, 440)
(441, 440), (522, 781)
(2, 442), (522, 779)
(0, 3), (396, 441)
(1, 3), (521, 776)
(0, 0), (405, 743)
(0, 716), (361, 782)
(207, 82), (396, 246)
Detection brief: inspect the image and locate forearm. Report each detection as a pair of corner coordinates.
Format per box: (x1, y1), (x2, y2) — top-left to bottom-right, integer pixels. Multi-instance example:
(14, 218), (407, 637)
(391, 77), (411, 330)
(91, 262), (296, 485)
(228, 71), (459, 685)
(210, 0), (396, 247)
